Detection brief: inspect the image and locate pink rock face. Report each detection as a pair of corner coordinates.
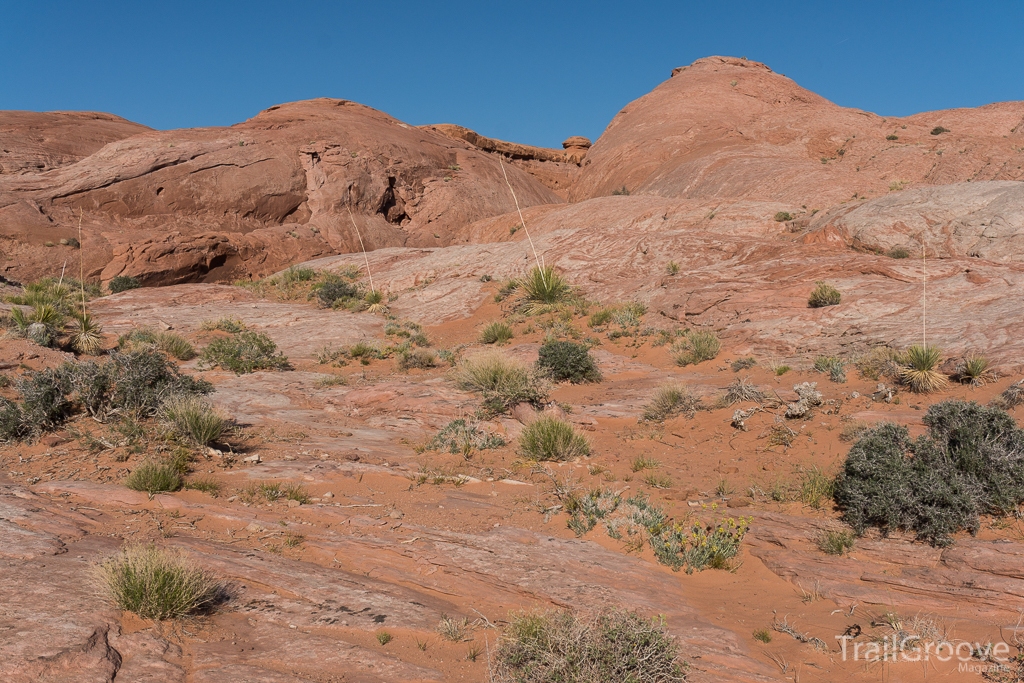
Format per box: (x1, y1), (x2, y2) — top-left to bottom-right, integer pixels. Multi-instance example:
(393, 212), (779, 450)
(570, 56), (1024, 205)
(0, 99), (564, 285)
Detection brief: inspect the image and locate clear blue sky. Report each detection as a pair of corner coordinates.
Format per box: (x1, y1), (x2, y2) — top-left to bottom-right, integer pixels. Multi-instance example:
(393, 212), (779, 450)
(2, 1), (1022, 149)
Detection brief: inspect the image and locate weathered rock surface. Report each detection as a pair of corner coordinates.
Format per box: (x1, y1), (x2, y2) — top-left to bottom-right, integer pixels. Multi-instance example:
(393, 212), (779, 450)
(571, 56), (1024, 205)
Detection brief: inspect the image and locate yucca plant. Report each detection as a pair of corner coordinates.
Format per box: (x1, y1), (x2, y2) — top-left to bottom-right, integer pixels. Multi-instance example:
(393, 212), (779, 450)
(957, 354), (992, 387)
(364, 289), (388, 314)
(10, 304), (66, 347)
(68, 310), (104, 355)
(900, 345), (948, 393)
(521, 266), (570, 307)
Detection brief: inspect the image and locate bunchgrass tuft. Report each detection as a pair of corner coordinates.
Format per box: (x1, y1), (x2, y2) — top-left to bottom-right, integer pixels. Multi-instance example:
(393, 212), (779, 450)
(98, 544), (223, 620)
(670, 330), (720, 366)
(536, 340), (600, 383)
(201, 330), (290, 374)
(155, 332), (196, 360)
(160, 394), (225, 446)
(125, 459), (182, 494)
(816, 527), (856, 555)
(455, 351), (546, 413)
(519, 416), (590, 461)
(641, 384), (702, 422)
(480, 321), (514, 345)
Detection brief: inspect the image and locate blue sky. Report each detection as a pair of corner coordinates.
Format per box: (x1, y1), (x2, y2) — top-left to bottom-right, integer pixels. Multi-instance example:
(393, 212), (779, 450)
(2, 1), (1022, 148)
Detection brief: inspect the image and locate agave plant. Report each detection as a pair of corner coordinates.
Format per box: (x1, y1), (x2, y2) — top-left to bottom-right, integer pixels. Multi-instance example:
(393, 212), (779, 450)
(68, 310), (104, 355)
(900, 345), (948, 393)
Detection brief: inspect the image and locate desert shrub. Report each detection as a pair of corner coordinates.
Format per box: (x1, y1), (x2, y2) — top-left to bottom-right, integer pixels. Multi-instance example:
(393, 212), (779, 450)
(428, 419), (506, 456)
(723, 377), (767, 406)
(0, 368), (73, 440)
(536, 340), (600, 383)
(565, 489), (621, 536)
(519, 416), (590, 461)
(611, 185), (631, 195)
(491, 608), (684, 683)
(731, 357), (756, 372)
(125, 459), (183, 494)
(455, 351), (546, 412)
(808, 281), (841, 308)
(641, 384), (702, 422)
(666, 261), (680, 276)
(316, 279), (359, 307)
(588, 309), (613, 328)
(161, 395), (224, 446)
(670, 329), (720, 366)
(900, 344), (947, 393)
(108, 275), (142, 294)
(753, 628), (772, 643)
(834, 400), (1024, 546)
(994, 380), (1024, 410)
(774, 211), (793, 222)
(201, 331), (289, 374)
(70, 350), (213, 419)
(280, 266), (316, 284)
(398, 348), (437, 370)
(886, 246), (910, 259)
(813, 355), (846, 383)
(98, 544), (223, 620)
(521, 266), (570, 307)
(817, 528), (856, 555)
(886, 134), (899, 141)
(930, 126), (949, 135)
(647, 515), (750, 573)
(184, 477), (221, 496)
(480, 321), (514, 345)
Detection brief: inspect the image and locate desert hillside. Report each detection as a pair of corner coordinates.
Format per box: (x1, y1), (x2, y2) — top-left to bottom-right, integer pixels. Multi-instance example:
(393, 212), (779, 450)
(2, 56), (1024, 682)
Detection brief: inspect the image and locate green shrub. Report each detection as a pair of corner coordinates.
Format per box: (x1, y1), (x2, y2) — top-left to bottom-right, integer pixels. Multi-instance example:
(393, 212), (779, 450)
(519, 416), (590, 461)
(670, 330), (720, 366)
(648, 515), (750, 572)
(753, 628), (772, 643)
(183, 477), (221, 496)
(316, 279), (358, 307)
(641, 384), (702, 422)
(900, 344), (947, 393)
(931, 126), (949, 135)
(125, 459), (183, 494)
(0, 368), (73, 440)
(565, 488), (621, 536)
(280, 266), (316, 284)
(161, 395), (224, 446)
(98, 544), (223, 620)
(201, 331), (289, 374)
(492, 608), (684, 683)
(455, 351), (547, 413)
(480, 321), (514, 345)
(886, 134), (899, 141)
(808, 281), (841, 308)
(834, 400), (1024, 546)
(536, 340), (600, 383)
(108, 275), (141, 294)
(666, 261), (680, 276)
(521, 266), (570, 307)
(428, 419), (505, 456)
(886, 246), (910, 259)
(817, 528), (855, 555)
(774, 211), (793, 222)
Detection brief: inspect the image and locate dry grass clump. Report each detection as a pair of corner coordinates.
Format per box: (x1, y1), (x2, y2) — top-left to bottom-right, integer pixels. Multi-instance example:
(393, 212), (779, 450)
(993, 380), (1024, 410)
(437, 613), (469, 642)
(519, 416), (590, 461)
(855, 346), (906, 381)
(240, 481), (310, 504)
(641, 384), (702, 422)
(670, 329), (720, 366)
(97, 544), (223, 620)
(160, 394), (225, 446)
(398, 348), (437, 370)
(455, 351), (546, 413)
(723, 377), (768, 405)
(900, 345), (948, 393)
(808, 281), (841, 308)
(491, 608), (685, 683)
(816, 527), (856, 555)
